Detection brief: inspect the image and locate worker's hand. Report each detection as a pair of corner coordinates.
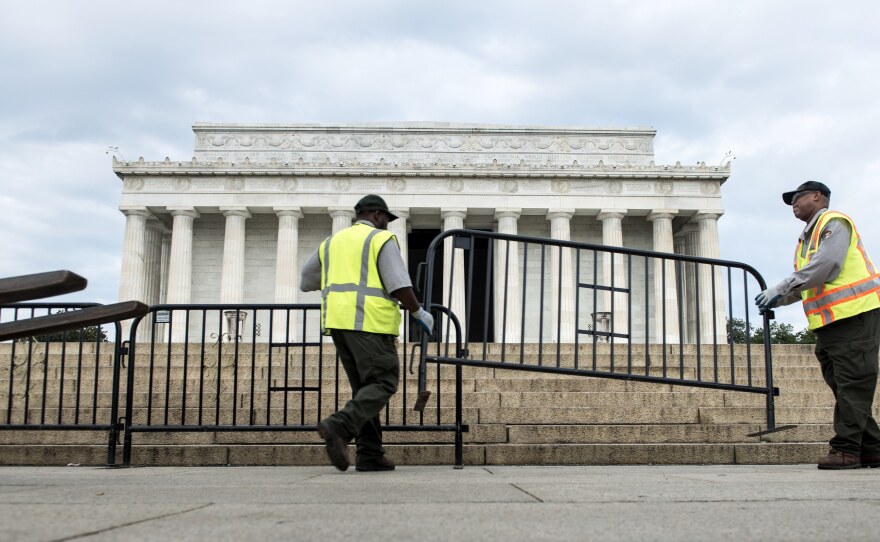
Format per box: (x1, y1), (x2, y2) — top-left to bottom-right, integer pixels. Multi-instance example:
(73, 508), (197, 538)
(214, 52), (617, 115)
(755, 286), (781, 313)
(412, 308), (434, 335)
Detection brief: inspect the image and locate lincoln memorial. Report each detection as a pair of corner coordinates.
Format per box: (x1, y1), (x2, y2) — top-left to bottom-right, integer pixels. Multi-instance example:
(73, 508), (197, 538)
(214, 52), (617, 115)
(113, 123), (729, 343)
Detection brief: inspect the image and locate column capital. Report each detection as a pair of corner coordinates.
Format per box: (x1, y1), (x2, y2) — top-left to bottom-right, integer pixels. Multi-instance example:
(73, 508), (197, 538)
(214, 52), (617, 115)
(168, 207), (199, 219)
(546, 209), (575, 221)
(220, 207), (252, 219)
(597, 209), (627, 221)
(274, 207), (303, 218)
(328, 207), (356, 218)
(677, 223), (700, 235)
(441, 208), (468, 219)
(390, 208), (410, 220)
(120, 206), (151, 218)
(694, 209), (724, 222)
(493, 208), (521, 220)
(647, 209), (678, 222)
(145, 218), (170, 234)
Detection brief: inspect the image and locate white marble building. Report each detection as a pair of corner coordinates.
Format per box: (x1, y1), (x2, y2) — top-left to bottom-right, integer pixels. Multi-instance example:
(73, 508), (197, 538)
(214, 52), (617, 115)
(114, 123), (729, 343)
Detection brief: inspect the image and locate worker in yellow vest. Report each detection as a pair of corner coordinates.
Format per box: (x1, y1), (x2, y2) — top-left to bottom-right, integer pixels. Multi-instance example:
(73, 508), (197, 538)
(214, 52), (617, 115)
(756, 181), (880, 469)
(300, 195), (434, 472)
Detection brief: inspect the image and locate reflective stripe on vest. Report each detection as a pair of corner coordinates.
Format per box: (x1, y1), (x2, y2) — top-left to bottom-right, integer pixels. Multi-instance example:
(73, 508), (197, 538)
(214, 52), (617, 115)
(795, 210), (880, 330)
(318, 223), (401, 335)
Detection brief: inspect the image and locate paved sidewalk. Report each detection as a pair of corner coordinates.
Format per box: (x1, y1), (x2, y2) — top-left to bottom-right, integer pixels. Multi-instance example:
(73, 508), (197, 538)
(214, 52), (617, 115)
(2, 464), (880, 541)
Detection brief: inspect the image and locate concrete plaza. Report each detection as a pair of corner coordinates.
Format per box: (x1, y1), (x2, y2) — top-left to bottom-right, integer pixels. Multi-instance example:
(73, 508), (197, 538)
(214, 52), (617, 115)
(2, 464), (879, 541)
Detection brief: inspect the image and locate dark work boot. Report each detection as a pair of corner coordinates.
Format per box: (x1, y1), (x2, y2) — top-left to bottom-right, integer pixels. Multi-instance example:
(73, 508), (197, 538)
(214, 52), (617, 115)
(356, 456), (395, 472)
(817, 449), (861, 470)
(317, 421), (350, 472)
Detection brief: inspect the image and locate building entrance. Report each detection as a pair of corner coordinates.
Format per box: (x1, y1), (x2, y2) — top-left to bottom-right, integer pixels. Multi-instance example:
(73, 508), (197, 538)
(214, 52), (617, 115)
(407, 229), (493, 342)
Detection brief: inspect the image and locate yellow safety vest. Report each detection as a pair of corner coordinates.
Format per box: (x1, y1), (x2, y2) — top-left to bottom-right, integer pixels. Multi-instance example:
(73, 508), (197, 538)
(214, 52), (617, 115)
(795, 210), (880, 330)
(319, 223), (402, 335)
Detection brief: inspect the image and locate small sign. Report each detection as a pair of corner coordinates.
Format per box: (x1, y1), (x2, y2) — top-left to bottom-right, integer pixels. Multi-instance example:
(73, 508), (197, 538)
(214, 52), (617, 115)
(155, 310), (171, 324)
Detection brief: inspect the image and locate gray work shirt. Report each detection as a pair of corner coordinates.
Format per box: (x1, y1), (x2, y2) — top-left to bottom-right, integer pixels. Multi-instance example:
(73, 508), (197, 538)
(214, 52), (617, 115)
(775, 208), (852, 306)
(299, 220), (413, 294)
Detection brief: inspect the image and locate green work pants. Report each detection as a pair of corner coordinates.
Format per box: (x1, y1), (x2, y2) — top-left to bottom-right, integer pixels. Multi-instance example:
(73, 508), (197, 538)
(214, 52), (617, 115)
(322, 329), (399, 463)
(814, 308), (880, 455)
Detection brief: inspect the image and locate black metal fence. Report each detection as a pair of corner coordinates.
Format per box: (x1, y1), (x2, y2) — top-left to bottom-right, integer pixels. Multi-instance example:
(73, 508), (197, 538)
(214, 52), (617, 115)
(416, 229), (782, 432)
(0, 303), (124, 464)
(121, 304), (465, 466)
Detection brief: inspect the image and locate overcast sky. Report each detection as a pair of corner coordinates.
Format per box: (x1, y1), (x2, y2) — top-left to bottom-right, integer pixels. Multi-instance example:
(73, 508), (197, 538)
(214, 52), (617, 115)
(1, 0), (878, 328)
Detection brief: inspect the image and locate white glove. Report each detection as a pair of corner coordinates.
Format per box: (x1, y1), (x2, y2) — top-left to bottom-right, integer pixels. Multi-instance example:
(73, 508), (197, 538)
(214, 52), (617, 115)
(412, 308), (434, 335)
(755, 286), (781, 313)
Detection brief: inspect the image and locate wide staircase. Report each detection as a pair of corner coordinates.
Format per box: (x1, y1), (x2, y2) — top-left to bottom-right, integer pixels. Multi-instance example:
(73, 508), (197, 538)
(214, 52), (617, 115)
(1, 342), (864, 466)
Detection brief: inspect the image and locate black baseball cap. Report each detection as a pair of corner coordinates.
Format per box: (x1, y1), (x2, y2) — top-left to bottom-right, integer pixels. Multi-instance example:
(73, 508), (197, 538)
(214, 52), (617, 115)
(354, 194), (398, 221)
(782, 181), (831, 205)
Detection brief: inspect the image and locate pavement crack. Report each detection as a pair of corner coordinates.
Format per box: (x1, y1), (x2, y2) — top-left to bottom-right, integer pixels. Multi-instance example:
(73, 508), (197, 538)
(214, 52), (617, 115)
(50, 503), (213, 542)
(510, 483), (543, 502)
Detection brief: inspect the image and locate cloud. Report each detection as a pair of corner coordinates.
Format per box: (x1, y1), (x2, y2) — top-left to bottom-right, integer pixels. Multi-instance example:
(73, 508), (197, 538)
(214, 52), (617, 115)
(0, 0), (878, 332)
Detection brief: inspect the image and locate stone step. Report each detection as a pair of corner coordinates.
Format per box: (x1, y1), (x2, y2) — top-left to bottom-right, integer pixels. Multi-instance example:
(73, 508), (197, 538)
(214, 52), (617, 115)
(0, 442), (829, 466)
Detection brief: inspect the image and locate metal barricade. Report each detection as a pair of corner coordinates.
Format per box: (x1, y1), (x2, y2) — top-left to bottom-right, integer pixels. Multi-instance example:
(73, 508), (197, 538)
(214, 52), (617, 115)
(415, 229), (786, 435)
(121, 304), (465, 466)
(0, 303), (125, 464)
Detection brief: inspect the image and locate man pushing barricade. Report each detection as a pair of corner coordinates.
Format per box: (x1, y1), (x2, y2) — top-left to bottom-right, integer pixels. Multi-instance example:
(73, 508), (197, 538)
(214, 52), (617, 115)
(756, 181), (880, 470)
(300, 194), (434, 472)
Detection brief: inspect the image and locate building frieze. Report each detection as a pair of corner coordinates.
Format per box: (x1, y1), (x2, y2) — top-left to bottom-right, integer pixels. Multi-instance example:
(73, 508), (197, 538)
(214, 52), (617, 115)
(113, 157), (730, 182)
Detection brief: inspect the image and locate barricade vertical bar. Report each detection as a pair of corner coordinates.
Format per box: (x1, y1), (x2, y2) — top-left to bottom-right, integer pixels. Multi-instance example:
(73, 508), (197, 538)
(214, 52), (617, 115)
(644, 256), (649, 374)
(122, 320), (138, 466)
(180, 311), (192, 425)
(482, 240), (492, 359)
(711, 263), (718, 382)
(93, 333), (102, 425)
(232, 311), (240, 426)
(592, 250), (598, 370)
(743, 272), (752, 378)
(75, 329), (84, 424)
(40, 335), (49, 424)
(762, 310), (777, 430)
(266, 310), (275, 426)
(106, 323), (123, 465)
(693, 264), (701, 380)
(465, 234), (475, 346)
(728, 268), (735, 384)
(610, 250), (615, 371)
(454, 363), (463, 468)
(250, 311), (257, 425)
(58, 336), (67, 423)
(539, 243), (546, 366)
(573, 248), (581, 369)
(627, 255), (632, 373)
(215, 312), (222, 426)
(5, 308), (17, 424)
(198, 309), (206, 425)
(519, 241), (528, 365)
(501, 240), (511, 361)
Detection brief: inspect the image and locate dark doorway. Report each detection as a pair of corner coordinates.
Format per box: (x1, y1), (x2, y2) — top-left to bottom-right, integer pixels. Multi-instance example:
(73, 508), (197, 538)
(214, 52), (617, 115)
(407, 229), (493, 342)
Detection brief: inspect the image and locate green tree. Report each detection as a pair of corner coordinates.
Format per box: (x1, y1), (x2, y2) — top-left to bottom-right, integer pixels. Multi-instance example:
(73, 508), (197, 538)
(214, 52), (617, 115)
(727, 317), (814, 345)
(15, 309), (109, 343)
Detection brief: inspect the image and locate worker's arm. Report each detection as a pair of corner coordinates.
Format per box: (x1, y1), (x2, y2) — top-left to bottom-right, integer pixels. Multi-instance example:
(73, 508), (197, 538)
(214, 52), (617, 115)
(299, 250), (322, 292)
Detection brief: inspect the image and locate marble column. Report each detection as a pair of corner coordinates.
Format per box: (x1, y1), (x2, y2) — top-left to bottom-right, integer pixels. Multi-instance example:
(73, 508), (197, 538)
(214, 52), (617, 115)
(547, 210), (575, 343)
(598, 209), (628, 342)
(494, 209), (522, 343)
(140, 219), (166, 343)
(677, 223), (700, 343)
(387, 209), (410, 268)
(387, 209), (410, 336)
(329, 208), (355, 234)
(648, 210), (680, 343)
(273, 207), (303, 341)
(166, 208), (199, 342)
(694, 211), (727, 343)
(219, 208), (251, 305)
(118, 207), (150, 341)
(442, 209), (468, 341)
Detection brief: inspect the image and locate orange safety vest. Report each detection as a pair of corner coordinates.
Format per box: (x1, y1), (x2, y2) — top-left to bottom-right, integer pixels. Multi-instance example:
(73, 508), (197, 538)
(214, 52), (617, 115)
(795, 210), (880, 330)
